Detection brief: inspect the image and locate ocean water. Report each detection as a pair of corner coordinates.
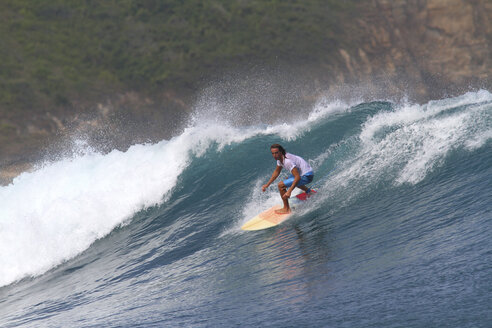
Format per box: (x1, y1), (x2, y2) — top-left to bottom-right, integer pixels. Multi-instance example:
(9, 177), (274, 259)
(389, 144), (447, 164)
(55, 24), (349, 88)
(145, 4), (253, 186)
(0, 90), (491, 327)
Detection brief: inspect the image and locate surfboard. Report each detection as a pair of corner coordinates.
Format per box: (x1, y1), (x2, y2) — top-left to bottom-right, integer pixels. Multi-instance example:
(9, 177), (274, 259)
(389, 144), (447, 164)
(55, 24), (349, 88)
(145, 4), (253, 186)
(241, 190), (316, 231)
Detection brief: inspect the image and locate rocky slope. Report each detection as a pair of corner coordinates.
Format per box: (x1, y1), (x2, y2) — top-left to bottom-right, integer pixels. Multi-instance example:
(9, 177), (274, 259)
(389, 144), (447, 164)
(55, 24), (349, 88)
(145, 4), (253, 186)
(330, 0), (491, 100)
(1, 0), (491, 184)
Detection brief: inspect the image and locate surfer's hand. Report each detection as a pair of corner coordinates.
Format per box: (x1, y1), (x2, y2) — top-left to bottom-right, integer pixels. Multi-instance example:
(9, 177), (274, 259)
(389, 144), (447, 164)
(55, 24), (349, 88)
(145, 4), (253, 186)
(282, 191), (291, 199)
(261, 184), (268, 192)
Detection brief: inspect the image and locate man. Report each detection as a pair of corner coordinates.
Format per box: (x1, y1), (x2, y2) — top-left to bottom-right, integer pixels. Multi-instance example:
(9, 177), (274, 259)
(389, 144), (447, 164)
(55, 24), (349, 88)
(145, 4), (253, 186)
(262, 144), (314, 214)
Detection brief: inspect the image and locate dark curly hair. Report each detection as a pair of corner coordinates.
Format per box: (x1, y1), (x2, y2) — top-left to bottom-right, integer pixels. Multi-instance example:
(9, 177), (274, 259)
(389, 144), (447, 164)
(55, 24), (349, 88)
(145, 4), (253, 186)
(270, 144), (286, 155)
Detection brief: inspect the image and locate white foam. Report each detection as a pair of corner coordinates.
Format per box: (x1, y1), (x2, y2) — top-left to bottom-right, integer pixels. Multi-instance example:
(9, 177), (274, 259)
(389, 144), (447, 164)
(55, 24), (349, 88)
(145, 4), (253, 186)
(331, 90), (492, 192)
(360, 90), (492, 145)
(307, 98), (353, 122)
(0, 137), (192, 287)
(0, 127), (216, 286)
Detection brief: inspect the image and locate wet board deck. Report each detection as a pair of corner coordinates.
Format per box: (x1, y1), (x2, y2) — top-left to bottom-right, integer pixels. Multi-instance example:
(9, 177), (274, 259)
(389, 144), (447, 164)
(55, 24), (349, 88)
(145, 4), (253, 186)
(241, 190), (316, 231)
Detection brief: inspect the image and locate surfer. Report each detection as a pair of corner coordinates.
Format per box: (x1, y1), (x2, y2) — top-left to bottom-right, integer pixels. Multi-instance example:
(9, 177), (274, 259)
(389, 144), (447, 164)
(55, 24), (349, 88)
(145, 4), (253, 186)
(262, 144), (314, 214)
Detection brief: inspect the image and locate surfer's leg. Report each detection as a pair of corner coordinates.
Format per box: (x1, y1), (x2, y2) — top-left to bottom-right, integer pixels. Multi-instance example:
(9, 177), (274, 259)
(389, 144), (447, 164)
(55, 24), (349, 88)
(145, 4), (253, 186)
(276, 181), (291, 214)
(298, 185), (309, 192)
(296, 174), (314, 193)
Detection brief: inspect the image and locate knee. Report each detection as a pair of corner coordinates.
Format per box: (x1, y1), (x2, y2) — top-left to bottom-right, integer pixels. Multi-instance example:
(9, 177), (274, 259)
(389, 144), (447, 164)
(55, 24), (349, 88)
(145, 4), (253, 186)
(278, 181), (286, 191)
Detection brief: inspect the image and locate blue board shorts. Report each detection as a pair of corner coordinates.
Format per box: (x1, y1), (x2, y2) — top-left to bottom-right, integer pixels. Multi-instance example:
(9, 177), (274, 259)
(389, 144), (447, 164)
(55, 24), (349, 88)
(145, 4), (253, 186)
(283, 171), (314, 188)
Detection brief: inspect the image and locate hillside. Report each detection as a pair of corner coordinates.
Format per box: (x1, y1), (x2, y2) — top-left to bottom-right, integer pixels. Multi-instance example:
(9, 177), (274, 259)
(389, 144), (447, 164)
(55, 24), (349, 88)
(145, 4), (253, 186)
(0, 0), (491, 182)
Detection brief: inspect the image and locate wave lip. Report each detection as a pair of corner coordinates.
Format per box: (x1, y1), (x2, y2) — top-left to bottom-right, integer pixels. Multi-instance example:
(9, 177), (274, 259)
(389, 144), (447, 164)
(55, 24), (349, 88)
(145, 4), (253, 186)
(350, 90), (492, 185)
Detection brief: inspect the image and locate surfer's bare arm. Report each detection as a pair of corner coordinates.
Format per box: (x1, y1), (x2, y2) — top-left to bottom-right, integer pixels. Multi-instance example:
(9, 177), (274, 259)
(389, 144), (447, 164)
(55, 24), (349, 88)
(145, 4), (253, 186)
(283, 167), (301, 199)
(262, 165), (282, 192)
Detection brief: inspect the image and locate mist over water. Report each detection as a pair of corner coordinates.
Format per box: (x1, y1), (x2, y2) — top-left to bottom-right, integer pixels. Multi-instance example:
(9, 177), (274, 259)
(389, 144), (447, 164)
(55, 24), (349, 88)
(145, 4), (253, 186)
(0, 89), (491, 327)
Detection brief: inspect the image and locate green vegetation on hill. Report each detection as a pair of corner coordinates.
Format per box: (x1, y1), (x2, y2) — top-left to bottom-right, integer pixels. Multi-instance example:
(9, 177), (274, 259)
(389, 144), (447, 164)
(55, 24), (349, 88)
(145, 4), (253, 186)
(0, 0), (354, 115)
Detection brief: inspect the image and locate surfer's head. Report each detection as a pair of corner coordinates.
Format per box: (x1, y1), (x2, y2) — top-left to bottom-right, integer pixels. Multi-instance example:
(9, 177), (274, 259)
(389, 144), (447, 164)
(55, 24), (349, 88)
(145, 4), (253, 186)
(270, 144), (286, 155)
(270, 144), (286, 160)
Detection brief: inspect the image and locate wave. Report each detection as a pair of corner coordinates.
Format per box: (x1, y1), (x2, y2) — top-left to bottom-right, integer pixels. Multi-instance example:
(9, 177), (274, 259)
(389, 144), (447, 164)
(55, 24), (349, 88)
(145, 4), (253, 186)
(0, 90), (490, 288)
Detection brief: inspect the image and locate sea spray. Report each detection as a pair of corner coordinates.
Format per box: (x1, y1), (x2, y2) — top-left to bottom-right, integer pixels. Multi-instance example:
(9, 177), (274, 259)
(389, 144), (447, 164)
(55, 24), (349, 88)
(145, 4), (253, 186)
(1, 91), (490, 288)
(320, 90), (492, 210)
(0, 101), (341, 287)
(0, 138), (189, 286)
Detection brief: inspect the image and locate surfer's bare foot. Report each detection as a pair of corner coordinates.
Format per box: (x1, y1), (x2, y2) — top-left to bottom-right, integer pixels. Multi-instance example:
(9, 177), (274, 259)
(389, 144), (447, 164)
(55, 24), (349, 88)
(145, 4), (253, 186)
(275, 208), (291, 214)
